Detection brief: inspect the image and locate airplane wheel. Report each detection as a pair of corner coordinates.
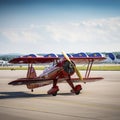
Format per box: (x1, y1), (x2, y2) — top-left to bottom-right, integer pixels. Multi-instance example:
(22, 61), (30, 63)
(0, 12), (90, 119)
(52, 92), (57, 96)
(75, 91), (80, 95)
(71, 89), (80, 95)
(73, 85), (82, 95)
(48, 86), (59, 96)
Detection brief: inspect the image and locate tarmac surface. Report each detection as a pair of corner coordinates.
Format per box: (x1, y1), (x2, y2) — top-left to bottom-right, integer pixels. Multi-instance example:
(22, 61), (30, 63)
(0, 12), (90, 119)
(0, 70), (120, 120)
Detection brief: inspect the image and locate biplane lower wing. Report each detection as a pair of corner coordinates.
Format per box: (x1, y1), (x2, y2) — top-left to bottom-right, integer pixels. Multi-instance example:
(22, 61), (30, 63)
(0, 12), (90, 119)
(71, 77), (104, 83)
(8, 76), (103, 86)
(8, 78), (53, 85)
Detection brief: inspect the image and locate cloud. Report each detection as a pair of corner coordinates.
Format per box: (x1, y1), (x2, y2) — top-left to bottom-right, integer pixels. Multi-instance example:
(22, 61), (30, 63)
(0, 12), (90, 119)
(1, 28), (43, 44)
(2, 17), (120, 43)
(45, 17), (120, 44)
(0, 17), (120, 53)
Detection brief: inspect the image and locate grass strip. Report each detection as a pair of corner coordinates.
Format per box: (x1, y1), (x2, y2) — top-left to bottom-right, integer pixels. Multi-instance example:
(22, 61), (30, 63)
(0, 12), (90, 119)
(0, 65), (120, 71)
(77, 65), (120, 71)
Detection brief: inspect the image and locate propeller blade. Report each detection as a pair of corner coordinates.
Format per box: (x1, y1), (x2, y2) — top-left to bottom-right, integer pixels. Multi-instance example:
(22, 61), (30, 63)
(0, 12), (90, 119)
(74, 65), (83, 81)
(62, 51), (71, 62)
(62, 51), (83, 81)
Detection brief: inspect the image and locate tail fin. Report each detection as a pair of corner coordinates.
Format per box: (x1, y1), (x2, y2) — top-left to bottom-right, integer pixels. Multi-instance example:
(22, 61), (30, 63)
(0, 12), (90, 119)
(27, 65), (37, 78)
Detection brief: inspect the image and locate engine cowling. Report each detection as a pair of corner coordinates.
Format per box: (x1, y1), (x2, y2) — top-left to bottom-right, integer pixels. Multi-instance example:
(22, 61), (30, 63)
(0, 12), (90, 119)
(63, 60), (75, 75)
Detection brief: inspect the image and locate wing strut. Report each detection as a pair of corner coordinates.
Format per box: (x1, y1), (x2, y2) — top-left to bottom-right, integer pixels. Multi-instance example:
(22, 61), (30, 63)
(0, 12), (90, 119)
(27, 64), (37, 78)
(85, 59), (94, 78)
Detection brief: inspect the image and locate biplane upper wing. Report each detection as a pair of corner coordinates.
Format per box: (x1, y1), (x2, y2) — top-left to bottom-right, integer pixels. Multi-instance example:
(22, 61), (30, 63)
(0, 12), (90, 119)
(9, 56), (106, 64)
(9, 57), (59, 64)
(70, 57), (106, 64)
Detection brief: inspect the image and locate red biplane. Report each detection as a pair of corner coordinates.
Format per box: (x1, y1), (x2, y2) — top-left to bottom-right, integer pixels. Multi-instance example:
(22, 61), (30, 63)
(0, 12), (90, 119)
(8, 52), (106, 96)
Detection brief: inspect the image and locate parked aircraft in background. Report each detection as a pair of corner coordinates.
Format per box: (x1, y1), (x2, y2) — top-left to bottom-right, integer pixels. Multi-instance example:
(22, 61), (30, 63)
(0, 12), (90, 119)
(0, 60), (10, 66)
(103, 53), (120, 64)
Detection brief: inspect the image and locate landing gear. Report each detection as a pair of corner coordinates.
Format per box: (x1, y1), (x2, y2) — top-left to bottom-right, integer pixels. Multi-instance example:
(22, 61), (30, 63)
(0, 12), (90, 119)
(66, 76), (82, 95)
(47, 79), (59, 96)
(71, 85), (82, 95)
(47, 77), (82, 96)
(31, 89), (34, 92)
(47, 86), (59, 96)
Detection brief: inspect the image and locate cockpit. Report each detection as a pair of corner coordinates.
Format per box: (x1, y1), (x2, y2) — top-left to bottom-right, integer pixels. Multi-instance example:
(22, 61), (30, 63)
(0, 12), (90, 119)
(43, 60), (59, 73)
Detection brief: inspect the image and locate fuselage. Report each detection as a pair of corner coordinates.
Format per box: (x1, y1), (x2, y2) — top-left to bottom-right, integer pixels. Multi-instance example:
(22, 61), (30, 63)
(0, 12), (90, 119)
(27, 59), (75, 89)
(39, 59), (75, 80)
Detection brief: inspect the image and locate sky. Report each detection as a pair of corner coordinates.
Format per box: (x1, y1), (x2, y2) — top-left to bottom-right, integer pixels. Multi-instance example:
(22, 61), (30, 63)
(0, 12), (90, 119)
(0, 0), (120, 54)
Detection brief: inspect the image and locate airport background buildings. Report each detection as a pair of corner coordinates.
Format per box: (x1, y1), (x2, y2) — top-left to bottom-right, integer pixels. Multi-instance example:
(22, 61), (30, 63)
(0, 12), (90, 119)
(0, 52), (120, 66)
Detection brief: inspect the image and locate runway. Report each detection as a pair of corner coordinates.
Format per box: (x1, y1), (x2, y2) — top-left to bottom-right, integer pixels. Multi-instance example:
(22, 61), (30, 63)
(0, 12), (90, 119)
(0, 70), (120, 120)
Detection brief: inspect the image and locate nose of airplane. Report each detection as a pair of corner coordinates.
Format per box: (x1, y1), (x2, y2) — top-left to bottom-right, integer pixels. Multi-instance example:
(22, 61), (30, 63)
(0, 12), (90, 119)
(63, 60), (75, 75)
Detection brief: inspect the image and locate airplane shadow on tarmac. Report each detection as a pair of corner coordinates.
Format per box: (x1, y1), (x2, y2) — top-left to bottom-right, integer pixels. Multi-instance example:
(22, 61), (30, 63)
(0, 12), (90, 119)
(0, 92), (74, 99)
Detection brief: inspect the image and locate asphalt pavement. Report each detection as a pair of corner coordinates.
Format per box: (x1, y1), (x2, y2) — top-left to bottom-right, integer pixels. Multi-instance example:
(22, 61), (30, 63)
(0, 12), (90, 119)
(0, 70), (120, 120)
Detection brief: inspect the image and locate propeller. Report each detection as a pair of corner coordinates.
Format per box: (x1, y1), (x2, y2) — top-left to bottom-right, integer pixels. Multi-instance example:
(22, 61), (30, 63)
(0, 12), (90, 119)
(62, 51), (83, 81)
